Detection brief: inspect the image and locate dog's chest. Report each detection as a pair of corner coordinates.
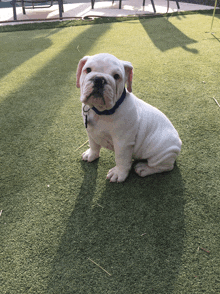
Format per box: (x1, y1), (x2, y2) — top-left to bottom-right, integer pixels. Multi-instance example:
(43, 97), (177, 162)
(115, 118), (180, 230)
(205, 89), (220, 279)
(83, 109), (114, 151)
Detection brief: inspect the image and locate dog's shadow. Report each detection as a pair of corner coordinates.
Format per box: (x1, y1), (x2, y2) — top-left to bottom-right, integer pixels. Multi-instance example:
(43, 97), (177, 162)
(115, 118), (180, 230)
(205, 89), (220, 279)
(48, 161), (185, 293)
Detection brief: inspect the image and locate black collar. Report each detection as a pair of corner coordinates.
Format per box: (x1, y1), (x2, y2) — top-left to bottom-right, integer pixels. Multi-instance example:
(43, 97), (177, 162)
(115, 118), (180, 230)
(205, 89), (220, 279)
(92, 88), (126, 115)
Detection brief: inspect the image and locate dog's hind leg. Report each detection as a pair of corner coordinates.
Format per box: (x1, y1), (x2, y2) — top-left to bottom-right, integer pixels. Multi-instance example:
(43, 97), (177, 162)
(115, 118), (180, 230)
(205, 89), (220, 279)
(134, 153), (176, 177)
(134, 162), (174, 177)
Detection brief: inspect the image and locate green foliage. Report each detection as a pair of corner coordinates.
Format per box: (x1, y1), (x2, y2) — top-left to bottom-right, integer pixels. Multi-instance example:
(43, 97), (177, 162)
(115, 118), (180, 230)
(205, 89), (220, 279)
(0, 14), (220, 293)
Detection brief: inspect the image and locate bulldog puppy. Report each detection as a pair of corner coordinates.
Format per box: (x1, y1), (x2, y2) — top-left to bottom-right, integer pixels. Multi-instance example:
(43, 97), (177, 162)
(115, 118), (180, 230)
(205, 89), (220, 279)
(76, 53), (182, 182)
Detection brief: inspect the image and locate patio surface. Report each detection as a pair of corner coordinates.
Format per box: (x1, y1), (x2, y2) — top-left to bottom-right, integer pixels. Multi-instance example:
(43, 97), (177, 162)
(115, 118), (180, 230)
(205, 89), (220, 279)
(0, 0), (216, 25)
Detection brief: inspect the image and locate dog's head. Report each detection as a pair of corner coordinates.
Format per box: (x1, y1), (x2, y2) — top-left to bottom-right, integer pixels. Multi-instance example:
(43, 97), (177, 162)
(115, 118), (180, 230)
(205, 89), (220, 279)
(76, 53), (133, 111)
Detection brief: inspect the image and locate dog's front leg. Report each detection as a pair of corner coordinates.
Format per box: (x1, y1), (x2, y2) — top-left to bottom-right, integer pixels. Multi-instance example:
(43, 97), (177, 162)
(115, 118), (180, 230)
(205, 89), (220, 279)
(107, 141), (134, 183)
(82, 134), (101, 162)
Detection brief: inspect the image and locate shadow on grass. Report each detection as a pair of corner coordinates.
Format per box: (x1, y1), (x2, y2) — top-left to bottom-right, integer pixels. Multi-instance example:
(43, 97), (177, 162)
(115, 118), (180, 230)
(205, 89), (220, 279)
(48, 162), (185, 293)
(139, 17), (198, 53)
(0, 21), (112, 188)
(0, 34), (53, 79)
(211, 32), (220, 42)
(0, 23), (112, 237)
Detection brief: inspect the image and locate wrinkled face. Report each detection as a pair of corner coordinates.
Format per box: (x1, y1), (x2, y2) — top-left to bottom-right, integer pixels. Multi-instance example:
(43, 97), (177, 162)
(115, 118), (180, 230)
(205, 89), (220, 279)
(76, 54), (133, 111)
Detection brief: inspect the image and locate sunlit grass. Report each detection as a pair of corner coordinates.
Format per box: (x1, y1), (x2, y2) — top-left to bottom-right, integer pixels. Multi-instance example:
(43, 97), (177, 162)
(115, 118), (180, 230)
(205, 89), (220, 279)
(1, 14), (220, 294)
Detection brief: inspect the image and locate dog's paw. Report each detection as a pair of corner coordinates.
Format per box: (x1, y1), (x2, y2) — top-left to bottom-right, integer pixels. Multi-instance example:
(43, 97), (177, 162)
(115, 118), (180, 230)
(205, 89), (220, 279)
(106, 166), (129, 183)
(82, 148), (99, 162)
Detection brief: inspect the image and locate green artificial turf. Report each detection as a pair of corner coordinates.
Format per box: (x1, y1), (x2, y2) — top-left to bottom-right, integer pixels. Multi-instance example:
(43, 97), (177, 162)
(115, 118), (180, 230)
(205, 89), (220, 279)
(0, 13), (220, 293)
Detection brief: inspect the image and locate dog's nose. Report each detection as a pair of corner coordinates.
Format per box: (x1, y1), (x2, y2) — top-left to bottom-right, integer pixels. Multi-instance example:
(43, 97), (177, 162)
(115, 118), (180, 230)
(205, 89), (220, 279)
(93, 77), (107, 89)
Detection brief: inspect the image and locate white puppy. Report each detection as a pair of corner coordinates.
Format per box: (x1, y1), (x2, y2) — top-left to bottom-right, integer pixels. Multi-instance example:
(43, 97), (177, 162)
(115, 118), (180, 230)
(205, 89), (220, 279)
(76, 53), (182, 182)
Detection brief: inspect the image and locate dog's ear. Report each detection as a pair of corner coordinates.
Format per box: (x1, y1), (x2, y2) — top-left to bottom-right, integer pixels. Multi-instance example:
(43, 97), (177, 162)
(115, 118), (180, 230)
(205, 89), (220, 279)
(123, 61), (133, 93)
(76, 56), (89, 88)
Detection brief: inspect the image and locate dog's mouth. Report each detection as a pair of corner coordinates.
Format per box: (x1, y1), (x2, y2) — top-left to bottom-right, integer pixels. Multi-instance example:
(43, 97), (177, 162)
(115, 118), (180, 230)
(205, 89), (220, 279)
(86, 76), (107, 106)
(86, 89), (106, 105)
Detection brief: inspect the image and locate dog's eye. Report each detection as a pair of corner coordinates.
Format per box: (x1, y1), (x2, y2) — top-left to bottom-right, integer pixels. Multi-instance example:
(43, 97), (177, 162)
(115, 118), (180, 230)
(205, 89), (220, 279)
(86, 68), (91, 73)
(114, 74), (120, 80)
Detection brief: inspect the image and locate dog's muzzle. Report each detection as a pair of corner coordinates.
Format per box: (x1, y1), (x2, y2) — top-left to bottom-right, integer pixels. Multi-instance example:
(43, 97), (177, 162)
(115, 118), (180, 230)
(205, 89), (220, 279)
(86, 76), (107, 102)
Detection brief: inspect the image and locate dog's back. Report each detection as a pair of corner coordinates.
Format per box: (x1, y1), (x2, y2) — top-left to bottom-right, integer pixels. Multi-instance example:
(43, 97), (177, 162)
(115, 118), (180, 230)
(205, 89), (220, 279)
(131, 93), (182, 164)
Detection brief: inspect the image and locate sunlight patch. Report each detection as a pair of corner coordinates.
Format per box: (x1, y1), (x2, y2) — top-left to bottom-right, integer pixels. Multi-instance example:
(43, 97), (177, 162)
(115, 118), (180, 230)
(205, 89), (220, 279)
(0, 28), (81, 103)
